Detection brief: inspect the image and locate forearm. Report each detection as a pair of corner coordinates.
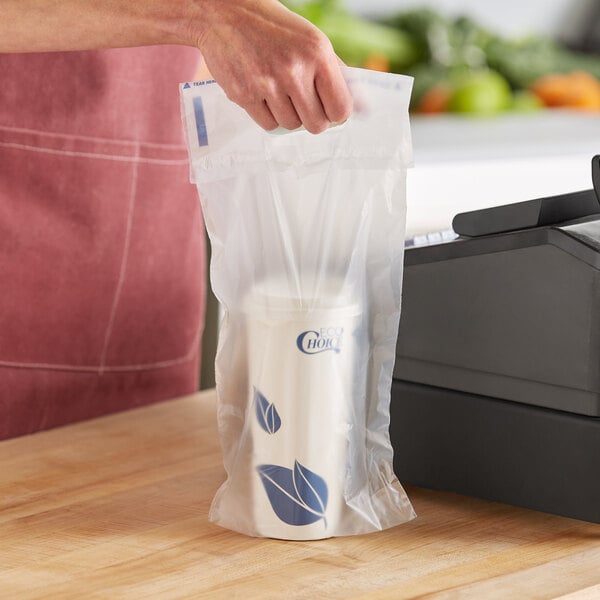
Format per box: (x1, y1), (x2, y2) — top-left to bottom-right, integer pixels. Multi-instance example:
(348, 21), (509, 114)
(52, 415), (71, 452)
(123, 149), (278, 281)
(0, 0), (202, 52)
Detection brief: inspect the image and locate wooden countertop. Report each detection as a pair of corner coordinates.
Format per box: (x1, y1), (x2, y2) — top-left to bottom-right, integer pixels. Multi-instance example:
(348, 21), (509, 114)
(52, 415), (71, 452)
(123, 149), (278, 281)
(2, 390), (600, 599)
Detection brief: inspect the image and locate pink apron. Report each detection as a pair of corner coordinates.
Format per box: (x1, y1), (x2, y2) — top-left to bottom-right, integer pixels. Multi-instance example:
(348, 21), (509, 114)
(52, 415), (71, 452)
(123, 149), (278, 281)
(0, 46), (206, 439)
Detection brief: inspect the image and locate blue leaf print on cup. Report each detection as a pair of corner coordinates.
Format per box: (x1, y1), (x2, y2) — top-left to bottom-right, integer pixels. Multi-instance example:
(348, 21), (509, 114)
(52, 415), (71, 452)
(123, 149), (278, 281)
(293, 460), (328, 516)
(254, 388), (281, 434)
(257, 461), (328, 527)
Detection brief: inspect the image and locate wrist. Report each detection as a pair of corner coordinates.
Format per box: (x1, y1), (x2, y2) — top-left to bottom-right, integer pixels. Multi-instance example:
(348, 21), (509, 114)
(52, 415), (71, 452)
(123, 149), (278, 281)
(169, 0), (219, 49)
(138, 0), (210, 48)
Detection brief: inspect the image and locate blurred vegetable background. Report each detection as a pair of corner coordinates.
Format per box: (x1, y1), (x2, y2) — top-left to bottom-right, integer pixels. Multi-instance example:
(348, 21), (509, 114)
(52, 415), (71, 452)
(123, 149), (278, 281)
(284, 0), (600, 114)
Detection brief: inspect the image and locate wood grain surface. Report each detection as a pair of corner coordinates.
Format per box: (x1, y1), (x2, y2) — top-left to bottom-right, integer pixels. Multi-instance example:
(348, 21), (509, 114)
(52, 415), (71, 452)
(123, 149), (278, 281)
(1, 390), (599, 599)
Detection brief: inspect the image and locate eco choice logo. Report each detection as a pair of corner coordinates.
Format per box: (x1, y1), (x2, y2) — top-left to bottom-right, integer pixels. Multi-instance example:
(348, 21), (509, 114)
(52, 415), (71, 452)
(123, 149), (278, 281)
(296, 327), (343, 355)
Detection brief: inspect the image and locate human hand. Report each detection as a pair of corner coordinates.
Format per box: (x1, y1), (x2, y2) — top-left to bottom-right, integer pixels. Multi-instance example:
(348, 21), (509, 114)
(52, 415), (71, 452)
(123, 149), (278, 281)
(193, 0), (353, 134)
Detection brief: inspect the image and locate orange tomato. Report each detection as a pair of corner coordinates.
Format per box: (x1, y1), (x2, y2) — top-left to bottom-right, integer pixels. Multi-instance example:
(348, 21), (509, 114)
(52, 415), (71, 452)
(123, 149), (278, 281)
(530, 71), (600, 112)
(416, 84), (452, 114)
(363, 53), (390, 72)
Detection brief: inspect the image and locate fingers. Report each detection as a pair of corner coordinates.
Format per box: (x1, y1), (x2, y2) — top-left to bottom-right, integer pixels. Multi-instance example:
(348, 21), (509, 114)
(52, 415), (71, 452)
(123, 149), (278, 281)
(250, 35), (352, 134)
(315, 60), (353, 124)
(244, 60), (353, 135)
(289, 82), (330, 134)
(265, 95), (302, 131)
(287, 65), (352, 134)
(260, 69), (350, 135)
(243, 100), (278, 132)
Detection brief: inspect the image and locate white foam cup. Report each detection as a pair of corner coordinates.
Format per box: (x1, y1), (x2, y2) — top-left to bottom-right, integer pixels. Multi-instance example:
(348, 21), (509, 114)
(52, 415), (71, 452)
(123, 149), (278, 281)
(243, 277), (361, 539)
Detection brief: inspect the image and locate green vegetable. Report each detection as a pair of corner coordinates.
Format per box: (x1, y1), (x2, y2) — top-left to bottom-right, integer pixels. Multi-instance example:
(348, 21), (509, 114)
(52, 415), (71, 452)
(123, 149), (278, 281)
(385, 7), (600, 88)
(447, 70), (512, 115)
(384, 9), (491, 69)
(485, 37), (600, 88)
(284, 0), (421, 71)
(510, 90), (544, 112)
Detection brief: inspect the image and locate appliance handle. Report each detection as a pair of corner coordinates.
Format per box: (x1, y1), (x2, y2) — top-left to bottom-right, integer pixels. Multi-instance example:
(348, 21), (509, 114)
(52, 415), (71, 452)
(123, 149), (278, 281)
(452, 155), (600, 237)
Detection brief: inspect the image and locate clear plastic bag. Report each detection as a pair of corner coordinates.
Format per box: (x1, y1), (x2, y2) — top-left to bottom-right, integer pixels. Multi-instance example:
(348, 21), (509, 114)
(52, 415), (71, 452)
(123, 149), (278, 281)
(180, 67), (415, 539)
